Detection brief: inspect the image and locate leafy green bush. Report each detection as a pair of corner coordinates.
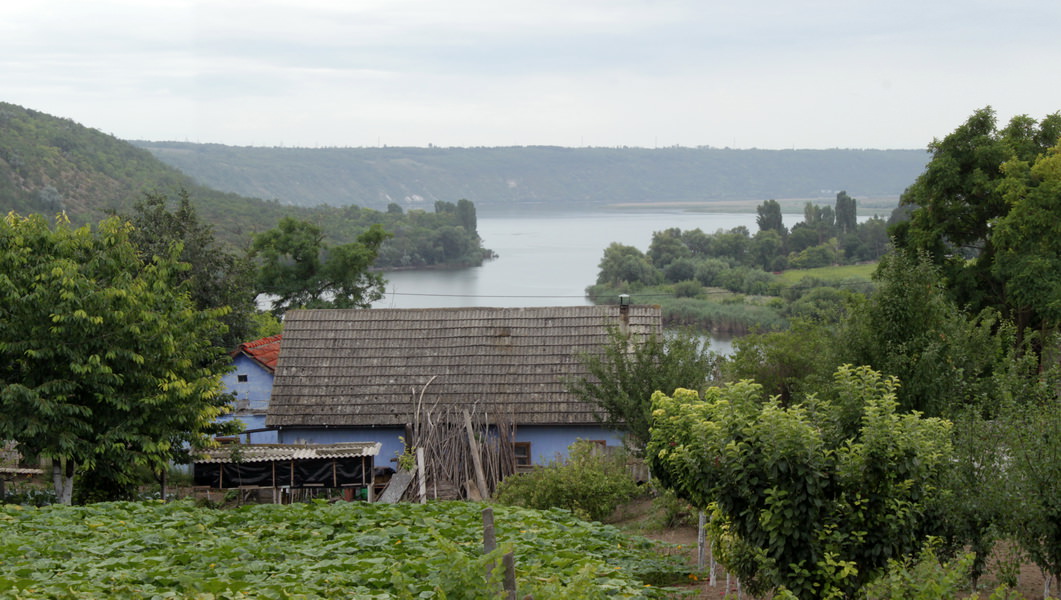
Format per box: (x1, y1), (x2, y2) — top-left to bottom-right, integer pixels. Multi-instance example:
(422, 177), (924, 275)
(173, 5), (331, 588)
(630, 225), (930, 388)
(648, 366), (954, 598)
(494, 440), (641, 522)
(671, 279), (702, 298)
(865, 543), (1023, 600)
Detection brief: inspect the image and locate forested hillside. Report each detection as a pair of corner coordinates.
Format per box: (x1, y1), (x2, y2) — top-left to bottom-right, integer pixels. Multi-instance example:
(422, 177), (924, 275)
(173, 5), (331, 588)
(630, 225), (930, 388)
(0, 102), (488, 267)
(0, 102), (302, 246)
(135, 142), (928, 212)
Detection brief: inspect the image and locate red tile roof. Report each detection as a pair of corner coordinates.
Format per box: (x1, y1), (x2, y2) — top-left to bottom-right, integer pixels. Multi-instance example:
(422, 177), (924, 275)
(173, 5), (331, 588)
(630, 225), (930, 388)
(233, 334), (282, 372)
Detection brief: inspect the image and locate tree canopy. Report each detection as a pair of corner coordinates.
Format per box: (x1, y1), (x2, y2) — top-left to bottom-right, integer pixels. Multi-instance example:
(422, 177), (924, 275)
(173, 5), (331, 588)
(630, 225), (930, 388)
(566, 327), (719, 453)
(648, 366), (952, 598)
(892, 107), (1061, 342)
(124, 189), (258, 349)
(0, 213), (235, 503)
(252, 216), (391, 315)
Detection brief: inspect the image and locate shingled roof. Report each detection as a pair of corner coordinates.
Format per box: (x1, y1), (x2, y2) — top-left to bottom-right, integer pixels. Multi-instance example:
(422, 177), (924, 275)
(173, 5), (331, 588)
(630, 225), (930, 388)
(266, 305), (661, 428)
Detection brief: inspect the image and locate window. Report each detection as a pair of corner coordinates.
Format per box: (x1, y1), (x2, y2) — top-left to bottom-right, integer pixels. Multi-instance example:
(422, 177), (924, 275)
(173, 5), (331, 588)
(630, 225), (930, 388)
(236, 374), (249, 383)
(513, 442), (532, 470)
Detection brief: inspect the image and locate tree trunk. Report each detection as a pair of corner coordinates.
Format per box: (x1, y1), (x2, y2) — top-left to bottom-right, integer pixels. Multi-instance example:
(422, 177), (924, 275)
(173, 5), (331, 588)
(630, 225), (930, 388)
(52, 458), (75, 505)
(159, 469), (168, 503)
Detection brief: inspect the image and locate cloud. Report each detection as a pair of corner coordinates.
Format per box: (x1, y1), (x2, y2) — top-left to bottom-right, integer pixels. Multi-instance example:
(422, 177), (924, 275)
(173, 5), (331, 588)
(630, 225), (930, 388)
(3, 0), (1060, 148)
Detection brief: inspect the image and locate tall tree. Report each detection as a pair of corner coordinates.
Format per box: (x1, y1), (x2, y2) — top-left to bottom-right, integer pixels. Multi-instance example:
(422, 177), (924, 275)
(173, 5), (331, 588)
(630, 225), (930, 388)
(595, 242), (659, 287)
(252, 217), (391, 315)
(567, 327), (719, 454)
(892, 107), (1061, 339)
(839, 249), (1006, 417)
(755, 199), (786, 235)
(0, 213), (235, 503)
(834, 190), (857, 235)
(124, 189), (258, 348)
(991, 143), (1061, 339)
(455, 198), (477, 233)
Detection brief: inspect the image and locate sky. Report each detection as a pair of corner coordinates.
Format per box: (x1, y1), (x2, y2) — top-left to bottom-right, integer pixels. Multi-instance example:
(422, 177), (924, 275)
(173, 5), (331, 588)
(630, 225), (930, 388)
(3, 0), (1060, 150)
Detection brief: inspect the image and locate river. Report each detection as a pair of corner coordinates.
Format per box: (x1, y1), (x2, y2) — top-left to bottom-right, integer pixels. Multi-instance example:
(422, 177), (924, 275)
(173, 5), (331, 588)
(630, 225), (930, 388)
(372, 210), (796, 354)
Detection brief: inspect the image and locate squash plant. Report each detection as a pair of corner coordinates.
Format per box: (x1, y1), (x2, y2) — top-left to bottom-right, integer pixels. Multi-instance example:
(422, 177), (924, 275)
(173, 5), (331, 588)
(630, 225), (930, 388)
(0, 499), (687, 599)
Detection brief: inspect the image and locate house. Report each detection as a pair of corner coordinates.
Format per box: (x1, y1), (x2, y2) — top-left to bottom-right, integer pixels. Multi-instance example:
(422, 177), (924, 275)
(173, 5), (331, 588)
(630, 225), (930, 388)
(220, 334), (282, 444)
(266, 305), (661, 471)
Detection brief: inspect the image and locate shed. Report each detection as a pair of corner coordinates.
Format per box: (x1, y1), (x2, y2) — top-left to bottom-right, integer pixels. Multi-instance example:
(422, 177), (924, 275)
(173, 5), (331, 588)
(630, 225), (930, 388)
(192, 442), (380, 500)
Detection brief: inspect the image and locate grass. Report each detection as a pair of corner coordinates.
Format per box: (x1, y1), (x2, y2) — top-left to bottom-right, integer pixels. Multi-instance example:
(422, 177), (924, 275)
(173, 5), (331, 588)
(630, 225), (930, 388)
(774, 262), (877, 286)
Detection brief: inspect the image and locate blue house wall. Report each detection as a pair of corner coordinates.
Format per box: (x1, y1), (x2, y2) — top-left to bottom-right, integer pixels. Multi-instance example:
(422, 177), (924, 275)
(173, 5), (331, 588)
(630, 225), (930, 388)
(516, 425), (624, 465)
(274, 424), (623, 470)
(219, 354), (278, 444)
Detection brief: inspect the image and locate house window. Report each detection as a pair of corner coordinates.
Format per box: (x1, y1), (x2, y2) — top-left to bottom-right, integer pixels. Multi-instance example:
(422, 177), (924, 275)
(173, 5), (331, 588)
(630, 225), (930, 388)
(513, 442), (532, 469)
(236, 374), (249, 383)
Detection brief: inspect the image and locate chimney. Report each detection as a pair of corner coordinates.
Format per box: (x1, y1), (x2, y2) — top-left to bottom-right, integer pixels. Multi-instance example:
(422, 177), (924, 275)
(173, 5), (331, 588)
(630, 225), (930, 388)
(618, 294), (630, 333)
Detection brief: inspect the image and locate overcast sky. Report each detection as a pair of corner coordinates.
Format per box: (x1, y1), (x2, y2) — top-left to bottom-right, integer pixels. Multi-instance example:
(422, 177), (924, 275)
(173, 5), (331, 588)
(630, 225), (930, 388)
(4, 0), (1060, 149)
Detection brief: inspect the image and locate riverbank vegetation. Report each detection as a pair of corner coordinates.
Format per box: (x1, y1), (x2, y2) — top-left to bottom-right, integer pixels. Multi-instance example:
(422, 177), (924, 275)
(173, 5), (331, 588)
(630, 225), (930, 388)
(586, 192), (886, 334)
(646, 109), (1061, 599)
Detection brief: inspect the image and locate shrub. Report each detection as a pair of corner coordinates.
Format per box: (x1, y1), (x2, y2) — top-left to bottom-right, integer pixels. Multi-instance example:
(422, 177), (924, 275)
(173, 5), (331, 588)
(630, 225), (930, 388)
(494, 440), (640, 522)
(672, 279), (702, 298)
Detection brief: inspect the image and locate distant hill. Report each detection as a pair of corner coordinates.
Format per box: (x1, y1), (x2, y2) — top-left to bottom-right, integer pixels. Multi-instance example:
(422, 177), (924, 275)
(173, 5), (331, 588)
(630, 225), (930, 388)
(134, 142), (929, 213)
(0, 102), (490, 267)
(0, 102), (299, 247)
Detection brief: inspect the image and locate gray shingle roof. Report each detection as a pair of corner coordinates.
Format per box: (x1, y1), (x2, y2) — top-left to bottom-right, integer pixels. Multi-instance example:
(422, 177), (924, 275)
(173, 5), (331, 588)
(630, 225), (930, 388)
(266, 305), (661, 427)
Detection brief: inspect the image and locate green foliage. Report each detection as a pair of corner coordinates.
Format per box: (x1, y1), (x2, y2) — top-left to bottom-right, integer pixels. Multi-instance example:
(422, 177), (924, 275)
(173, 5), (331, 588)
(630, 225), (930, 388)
(725, 319), (840, 404)
(839, 249), (1010, 417)
(671, 279), (702, 298)
(1003, 382), (1061, 589)
(647, 365), (953, 598)
(865, 544), (982, 600)
(247, 310), (283, 338)
(894, 106), (1061, 343)
(0, 102), (492, 270)
(494, 441), (641, 522)
(932, 408), (1011, 587)
(567, 327), (720, 452)
(0, 499), (688, 598)
(834, 191), (857, 236)
(647, 487), (698, 530)
(589, 198), (888, 337)
(252, 217), (391, 315)
(992, 142), (1061, 331)
(123, 189), (259, 349)
(0, 213), (237, 503)
(756, 199), (786, 234)
(596, 242), (661, 288)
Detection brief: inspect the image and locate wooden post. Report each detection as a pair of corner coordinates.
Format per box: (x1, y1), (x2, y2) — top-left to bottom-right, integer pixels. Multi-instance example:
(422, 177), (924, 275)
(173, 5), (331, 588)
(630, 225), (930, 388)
(482, 507), (497, 553)
(502, 552), (517, 599)
(416, 448), (427, 504)
(697, 511), (706, 570)
(366, 457), (375, 502)
(464, 410), (490, 499)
